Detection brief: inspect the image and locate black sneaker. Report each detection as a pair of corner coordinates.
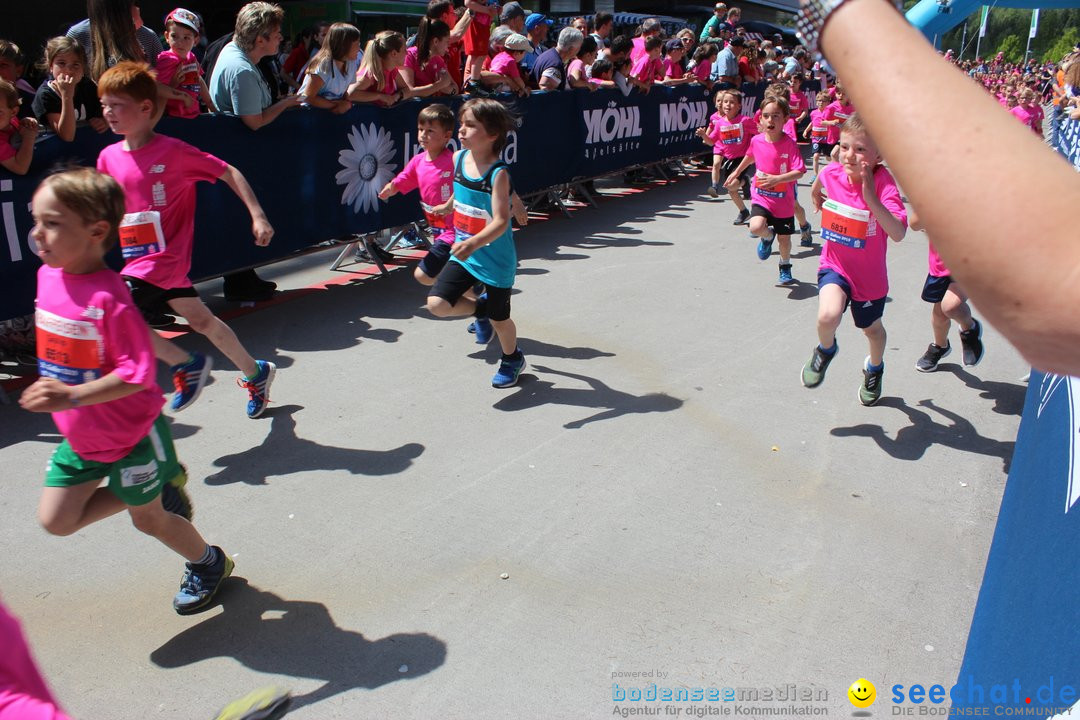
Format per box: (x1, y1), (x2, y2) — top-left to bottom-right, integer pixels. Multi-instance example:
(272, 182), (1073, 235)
(733, 208), (750, 225)
(801, 342), (838, 388)
(173, 546), (234, 615)
(464, 80), (493, 98)
(859, 357), (884, 406)
(959, 319), (985, 366)
(915, 342), (951, 373)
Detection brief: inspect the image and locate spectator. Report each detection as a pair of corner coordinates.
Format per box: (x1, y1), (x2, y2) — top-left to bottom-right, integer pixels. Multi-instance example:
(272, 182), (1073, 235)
(567, 36), (598, 91)
(689, 43), (717, 90)
(32, 37), (107, 140)
(425, 0), (472, 91)
(282, 26), (315, 83)
(603, 34), (633, 65)
(628, 35), (663, 93)
(661, 38), (692, 86)
(630, 18), (662, 63)
(699, 3), (729, 44)
(739, 40), (759, 83)
(67, 0), (164, 80)
(676, 29), (696, 63)
(532, 27), (582, 91)
(712, 35), (743, 88)
(720, 7), (742, 34)
(0, 80), (39, 175)
(783, 47), (807, 78)
(588, 57), (616, 88)
(402, 18), (457, 97)
(523, 13), (553, 72)
(209, 2), (300, 132)
(349, 31), (408, 106)
(499, 2), (527, 35)
(0, 40), (36, 117)
(157, 8), (218, 119)
(298, 22), (362, 113)
(591, 12), (613, 50)
(488, 33), (531, 96)
(571, 17), (589, 34)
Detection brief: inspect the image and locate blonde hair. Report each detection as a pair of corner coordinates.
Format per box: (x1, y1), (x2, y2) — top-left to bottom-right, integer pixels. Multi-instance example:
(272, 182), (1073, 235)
(39, 168), (127, 251)
(840, 111), (868, 136)
(234, 2), (285, 53)
(358, 31), (405, 91)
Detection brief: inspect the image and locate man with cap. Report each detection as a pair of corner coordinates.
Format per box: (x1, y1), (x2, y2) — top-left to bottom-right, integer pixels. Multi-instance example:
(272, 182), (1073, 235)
(711, 34), (743, 88)
(522, 12), (553, 72)
(499, 2), (527, 35)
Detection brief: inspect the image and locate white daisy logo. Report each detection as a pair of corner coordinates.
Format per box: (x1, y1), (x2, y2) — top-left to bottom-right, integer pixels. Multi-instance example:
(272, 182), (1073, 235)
(335, 123), (398, 215)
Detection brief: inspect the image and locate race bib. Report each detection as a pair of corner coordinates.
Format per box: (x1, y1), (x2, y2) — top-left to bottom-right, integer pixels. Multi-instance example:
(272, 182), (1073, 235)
(119, 211), (166, 261)
(811, 126), (827, 140)
(718, 123), (743, 145)
(35, 308), (103, 385)
(421, 202), (448, 229)
(754, 171), (788, 199)
(821, 199), (871, 248)
(454, 202), (491, 239)
(834, 110), (851, 121)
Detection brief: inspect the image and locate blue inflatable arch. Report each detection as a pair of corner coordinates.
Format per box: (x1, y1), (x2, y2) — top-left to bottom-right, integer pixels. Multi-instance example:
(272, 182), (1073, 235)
(906, 0), (1080, 46)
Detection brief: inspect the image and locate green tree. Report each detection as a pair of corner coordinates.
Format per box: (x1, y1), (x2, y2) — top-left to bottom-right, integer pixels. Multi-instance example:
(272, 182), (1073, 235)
(1042, 27), (1079, 63)
(997, 33), (1024, 63)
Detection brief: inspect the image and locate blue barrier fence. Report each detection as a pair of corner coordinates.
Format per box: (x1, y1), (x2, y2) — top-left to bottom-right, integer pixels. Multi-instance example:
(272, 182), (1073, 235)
(1, 83), (771, 323)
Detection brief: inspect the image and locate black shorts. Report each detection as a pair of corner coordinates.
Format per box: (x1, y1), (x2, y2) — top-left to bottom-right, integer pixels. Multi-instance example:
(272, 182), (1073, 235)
(817, 268), (886, 329)
(124, 276), (199, 313)
(429, 261), (513, 322)
(815, 141), (835, 157)
(921, 274), (953, 304)
(418, 241), (452, 279)
(719, 156), (753, 184)
(750, 204), (796, 236)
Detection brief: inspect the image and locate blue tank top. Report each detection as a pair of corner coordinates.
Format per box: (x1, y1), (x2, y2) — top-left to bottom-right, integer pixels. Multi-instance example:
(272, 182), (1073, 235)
(450, 150), (517, 289)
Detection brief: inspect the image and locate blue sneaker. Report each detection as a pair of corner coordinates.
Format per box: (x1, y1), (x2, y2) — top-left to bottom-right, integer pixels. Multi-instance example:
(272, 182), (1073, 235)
(239, 360), (276, 418)
(473, 317), (494, 344)
(756, 233), (775, 261)
(170, 353), (212, 412)
(492, 351), (527, 388)
(778, 263), (794, 285)
(173, 546), (234, 615)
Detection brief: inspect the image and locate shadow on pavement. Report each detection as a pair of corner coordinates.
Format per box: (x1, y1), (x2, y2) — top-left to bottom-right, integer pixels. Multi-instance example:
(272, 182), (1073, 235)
(829, 397), (1014, 473)
(494, 365), (683, 429)
(151, 578), (446, 713)
(468, 339), (617, 365)
(205, 405), (424, 486)
(941, 365), (1026, 416)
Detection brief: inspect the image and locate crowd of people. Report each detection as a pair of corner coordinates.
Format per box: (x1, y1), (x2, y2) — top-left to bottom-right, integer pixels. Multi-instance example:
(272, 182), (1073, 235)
(1, 0), (1079, 718)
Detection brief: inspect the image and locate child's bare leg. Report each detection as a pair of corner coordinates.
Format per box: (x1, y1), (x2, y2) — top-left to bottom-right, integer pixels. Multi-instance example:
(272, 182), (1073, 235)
(817, 284), (846, 349)
(414, 267), (436, 286)
(711, 157), (722, 186)
(863, 319), (887, 367)
(794, 201), (807, 226)
(812, 153), (821, 176)
(39, 483), (126, 536)
(127, 498), (208, 562)
(491, 317), (518, 355)
(426, 295), (476, 318)
(168, 296), (258, 377)
(941, 286), (975, 331)
(930, 302), (951, 347)
(469, 55), (483, 82)
(727, 182), (746, 211)
(748, 216), (769, 238)
(151, 332), (193, 367)
(777, 234), (792, 262)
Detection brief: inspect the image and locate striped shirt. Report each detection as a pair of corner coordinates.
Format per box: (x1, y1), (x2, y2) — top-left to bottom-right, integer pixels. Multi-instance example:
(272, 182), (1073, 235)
(66, 19), (164, 70)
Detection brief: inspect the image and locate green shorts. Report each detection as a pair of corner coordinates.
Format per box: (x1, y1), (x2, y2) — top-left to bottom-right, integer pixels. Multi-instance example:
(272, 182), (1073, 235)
(44, 414), (182, 507)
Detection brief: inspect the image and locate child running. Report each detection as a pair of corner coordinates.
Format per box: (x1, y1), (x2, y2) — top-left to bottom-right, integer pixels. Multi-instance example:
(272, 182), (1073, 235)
(804, 91), (830, 179)
(95, 62), (276, 417)
(696, 88), (755, 225)
(724, 95), (805, 285)
(426, 98), (527, 388)
(910, 209), (985, 372)
(801, 113), (908, 406)
(21, 168), (232, 615)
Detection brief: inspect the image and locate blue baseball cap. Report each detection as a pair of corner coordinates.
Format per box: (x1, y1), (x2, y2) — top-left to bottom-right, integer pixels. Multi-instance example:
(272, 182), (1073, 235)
(525, 13), (553, 31)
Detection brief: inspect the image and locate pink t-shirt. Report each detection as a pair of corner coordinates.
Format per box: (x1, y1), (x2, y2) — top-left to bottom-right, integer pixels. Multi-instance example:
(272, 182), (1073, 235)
(663, 58), (684, 80)
(927, 242), (949, 278)
(691, 60), (712, 83)
(97, 135), (228, 290)
(0, 118), (17, 162)
(1010, 105), (1032, 127)
(782, 118), (797, 142)
(630, 36), (647, 62)
(809, 108), (828, 143)
(817, 161), (908, 301)
(156, 48), (203, 119)
(489, 51), (521, 79)
(567, 58), (587, 82)
(824, 101), (854, 144)
(0, 599), (73, 720)
(747, 132), (805, 218)
(404, 46), (449, 88)
(391, 149), (455, 244)
(630, 55), (662, 83)
(35, 265), (163, 462)
(788, 91), (807, 117)
(706, 112), (755, 159)
(356, 66), (399, 95)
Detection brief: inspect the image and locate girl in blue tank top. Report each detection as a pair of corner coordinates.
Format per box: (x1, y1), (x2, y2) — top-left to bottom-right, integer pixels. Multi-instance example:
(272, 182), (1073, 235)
(425, 99), (528, 389)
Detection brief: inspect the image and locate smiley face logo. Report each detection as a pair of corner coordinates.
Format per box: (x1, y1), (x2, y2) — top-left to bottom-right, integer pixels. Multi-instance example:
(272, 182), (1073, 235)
(848, 679), (876, 708)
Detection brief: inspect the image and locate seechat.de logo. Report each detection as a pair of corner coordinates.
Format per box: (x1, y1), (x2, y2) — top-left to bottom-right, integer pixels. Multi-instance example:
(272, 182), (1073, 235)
(849, 679), (878, 709)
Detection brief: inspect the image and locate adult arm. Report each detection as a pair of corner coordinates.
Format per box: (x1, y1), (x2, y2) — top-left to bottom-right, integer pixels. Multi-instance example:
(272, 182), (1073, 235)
(820, 0), (1080, 374)
(450, 11), (473, 42)
(240, 94), (301, 130)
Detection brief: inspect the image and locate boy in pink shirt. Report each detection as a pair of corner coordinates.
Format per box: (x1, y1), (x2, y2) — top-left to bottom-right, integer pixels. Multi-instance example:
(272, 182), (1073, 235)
(155, 8), (217, 118)
(909, 208), (984, 372)
(20, 168), (232, 615)
(696, 89), (755, 224)
(628, 36), (663, 93)
(486, 33), (531, 96)
(804, 91), (831, 178)
(724, 96), (805, 285)
(96, 62), (277, 418)
(821, 84), (854, 150)
(660, 39), (691, 85)
(802, 113), (908, 406)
